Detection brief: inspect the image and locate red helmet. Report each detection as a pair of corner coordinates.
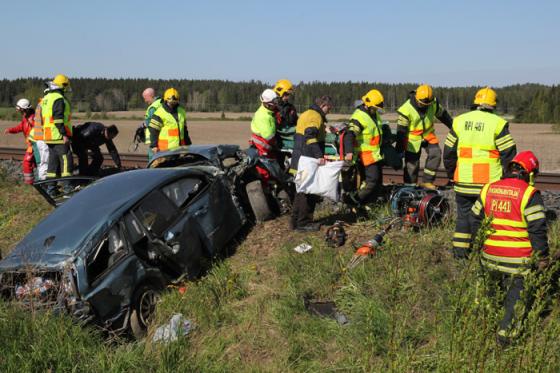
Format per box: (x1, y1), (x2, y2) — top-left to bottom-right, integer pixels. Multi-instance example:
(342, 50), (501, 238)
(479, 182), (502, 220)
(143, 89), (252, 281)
(510, 151), (539, 174)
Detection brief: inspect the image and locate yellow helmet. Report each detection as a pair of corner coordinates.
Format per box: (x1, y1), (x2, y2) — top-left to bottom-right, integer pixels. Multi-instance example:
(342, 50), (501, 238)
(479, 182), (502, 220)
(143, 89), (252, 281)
(474, 86), (497, 107)
(273, 79), (294, 97)
(361, 89), (384, 109)
(52, 74), (70, 90)
(415, 84), (433, 106)
(163, 88), (180, 102)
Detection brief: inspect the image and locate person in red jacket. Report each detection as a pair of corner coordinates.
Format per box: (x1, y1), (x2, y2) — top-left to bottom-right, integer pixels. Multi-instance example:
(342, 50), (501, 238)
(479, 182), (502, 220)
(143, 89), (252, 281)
(471, 150), (549, 345)
(4, 98), (36, 184)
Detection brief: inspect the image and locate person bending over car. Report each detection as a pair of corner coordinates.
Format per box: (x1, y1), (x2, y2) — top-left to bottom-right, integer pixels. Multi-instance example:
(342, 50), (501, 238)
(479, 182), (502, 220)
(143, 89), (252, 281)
(72, 122), (122, 176)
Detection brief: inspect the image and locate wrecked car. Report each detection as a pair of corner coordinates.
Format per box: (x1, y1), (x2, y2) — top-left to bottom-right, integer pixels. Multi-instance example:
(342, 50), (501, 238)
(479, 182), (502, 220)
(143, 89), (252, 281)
(0, 165), (249, 338)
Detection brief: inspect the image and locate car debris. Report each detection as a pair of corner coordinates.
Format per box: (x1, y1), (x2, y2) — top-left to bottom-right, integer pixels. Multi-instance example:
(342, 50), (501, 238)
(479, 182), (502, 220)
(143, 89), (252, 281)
(152, 313), (193, 343)
(293, 243), (312, 254)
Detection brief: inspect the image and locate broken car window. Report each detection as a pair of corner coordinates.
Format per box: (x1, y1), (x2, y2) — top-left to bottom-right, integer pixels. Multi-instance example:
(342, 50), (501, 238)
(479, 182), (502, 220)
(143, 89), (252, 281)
(162, 177), (205, 207)
(87, 226), (128, 283)
(133, 190), (179, 237)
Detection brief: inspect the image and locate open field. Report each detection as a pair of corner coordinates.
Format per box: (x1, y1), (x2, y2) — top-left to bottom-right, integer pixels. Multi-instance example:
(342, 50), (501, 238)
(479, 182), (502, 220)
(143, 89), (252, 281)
(1, 116), (559, 171)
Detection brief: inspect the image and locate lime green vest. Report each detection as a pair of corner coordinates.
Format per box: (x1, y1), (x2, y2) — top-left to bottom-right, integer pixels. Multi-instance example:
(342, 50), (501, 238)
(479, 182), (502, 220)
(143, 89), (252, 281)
(251, 105), (276, 140)
(349, 109), (383, 166)
(153, 106), (187, 151)
(144, 98), (162, 144)
(41, 91), (72, 144)
(453, 110), (508, 190)
(397, 99), (437, 153)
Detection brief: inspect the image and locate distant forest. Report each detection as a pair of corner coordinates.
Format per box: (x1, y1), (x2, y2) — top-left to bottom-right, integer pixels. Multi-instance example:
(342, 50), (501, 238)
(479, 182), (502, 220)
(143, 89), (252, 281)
(0, 78), (559, 123)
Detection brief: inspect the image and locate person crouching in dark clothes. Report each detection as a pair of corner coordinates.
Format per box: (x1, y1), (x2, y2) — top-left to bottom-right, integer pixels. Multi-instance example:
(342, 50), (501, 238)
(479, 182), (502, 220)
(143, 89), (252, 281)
(72, 122), (122, 176)
(289, 96), (334, 231)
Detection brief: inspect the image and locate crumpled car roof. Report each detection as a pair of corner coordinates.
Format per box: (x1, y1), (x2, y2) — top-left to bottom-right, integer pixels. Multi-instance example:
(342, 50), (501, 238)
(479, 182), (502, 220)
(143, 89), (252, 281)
(0, 168), (204, 270)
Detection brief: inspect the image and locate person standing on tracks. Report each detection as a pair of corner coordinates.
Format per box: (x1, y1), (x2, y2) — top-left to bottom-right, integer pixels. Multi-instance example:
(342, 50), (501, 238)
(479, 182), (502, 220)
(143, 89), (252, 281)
(149, 88), (191, 155)
(343, 89), (386, 205)
(470, 151), (548, 345)
(396, 84), (453, 189)
(72, 122), (121, 176)
(41, 74), (74, 196)
(444, 87), (517, 259)
(290, 95), (334, 231)
(142, 88), (162, 161)
(250, 88), (278, 183)
(273, 79), (298, 164)
(4, 98), (36, 184)
(32, 91), (50, 181)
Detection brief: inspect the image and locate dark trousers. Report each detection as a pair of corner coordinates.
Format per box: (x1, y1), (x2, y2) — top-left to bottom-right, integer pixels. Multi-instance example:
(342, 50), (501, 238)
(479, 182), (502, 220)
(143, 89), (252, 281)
(47, 143), (73, 178)
(488, 272), (526, 334)
(291, 193), (320, 228)
(357, 162), (383, 203)
(73, 143), (103, 176)
(404, 143), (441, 184)
(453, 194), (478, 254)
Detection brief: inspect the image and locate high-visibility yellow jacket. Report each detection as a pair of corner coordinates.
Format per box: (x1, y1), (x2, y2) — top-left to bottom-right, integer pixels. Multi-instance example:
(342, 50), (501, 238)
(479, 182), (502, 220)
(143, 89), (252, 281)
(445, 110), (515, 195)
(41, 91), (72, 144)
(150, 105), (187, 151)
(251, 104), (277, 140)
(397, 99), (443, 153)
(348, 108), (383, 166)
(144, 98), (162, 145)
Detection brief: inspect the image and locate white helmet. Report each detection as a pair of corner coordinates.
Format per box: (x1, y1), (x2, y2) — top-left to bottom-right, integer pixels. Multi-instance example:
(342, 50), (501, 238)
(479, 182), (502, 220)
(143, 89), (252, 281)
(260, 89), (278, 104)
(16, 98), (32, 110)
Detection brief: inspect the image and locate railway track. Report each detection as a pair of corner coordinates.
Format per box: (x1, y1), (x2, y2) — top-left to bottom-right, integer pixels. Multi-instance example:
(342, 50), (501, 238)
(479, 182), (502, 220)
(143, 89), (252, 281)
(2, 146), (560, 190)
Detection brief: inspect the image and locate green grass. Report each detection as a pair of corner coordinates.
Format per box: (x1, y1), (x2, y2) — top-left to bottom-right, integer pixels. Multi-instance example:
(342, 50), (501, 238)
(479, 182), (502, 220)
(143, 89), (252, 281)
(1, 175), (560, 372)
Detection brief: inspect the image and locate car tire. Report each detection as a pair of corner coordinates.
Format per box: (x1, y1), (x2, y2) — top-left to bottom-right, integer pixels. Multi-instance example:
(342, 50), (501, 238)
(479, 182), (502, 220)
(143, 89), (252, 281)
(246, 180), (273, 223)
(129, 283), (161, 339)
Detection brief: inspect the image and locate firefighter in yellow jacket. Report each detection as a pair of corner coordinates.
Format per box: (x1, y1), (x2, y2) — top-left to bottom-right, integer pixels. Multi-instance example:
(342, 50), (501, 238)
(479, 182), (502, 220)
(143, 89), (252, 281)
(471, 151), (547, 345)
(149, 88), (192, 154)
(344, 89), (385, 205)
(444, 87), (517, 258)
(41, 74), (74, 196)
(290, 96), (334, 231)
(396, 84), (453, 188)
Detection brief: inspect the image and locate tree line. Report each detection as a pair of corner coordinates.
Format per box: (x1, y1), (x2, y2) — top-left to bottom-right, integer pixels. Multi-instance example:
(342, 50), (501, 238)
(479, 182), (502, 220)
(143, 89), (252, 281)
(0, 78), (558, 123)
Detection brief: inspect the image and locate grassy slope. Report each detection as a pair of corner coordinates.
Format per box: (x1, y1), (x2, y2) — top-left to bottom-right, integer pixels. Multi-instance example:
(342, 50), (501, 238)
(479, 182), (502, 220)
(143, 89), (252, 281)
(1, 176), (560, 372)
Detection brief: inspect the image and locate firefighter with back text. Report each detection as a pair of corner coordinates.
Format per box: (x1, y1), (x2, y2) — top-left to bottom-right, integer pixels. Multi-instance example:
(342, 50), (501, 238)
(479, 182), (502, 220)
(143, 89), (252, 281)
(444, 87), (517, 258)
(471, 151), (548, 345)
(396, 84), (453, 188)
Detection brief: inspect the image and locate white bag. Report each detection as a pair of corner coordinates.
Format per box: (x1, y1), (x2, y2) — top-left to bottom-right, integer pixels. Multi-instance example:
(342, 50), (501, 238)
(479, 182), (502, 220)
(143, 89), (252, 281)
(294, 156), (344, 201)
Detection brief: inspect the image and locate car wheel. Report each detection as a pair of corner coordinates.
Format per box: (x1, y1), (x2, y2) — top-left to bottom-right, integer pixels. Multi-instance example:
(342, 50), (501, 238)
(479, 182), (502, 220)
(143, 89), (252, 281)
(129, 283), (161, 339)
(246, 180), (273, 223)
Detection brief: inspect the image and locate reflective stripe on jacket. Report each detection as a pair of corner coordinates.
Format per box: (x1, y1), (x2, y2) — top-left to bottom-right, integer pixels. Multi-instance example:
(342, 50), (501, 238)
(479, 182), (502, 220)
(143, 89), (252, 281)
(480, 178), (536, 275)
(452, 110), (508, 194)
(348, 108), (383, 166)
(41, 91), (72, 143)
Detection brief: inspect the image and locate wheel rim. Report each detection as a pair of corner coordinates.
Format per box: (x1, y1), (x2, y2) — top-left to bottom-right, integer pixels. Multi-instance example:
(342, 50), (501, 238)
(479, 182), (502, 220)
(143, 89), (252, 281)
(138, 290), (159, 326)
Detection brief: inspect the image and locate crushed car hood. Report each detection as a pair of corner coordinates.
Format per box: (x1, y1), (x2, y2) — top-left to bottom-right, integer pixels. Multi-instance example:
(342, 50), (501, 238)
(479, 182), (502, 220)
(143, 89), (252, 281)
(0, 168), (210, 271)
(148, 144), (240, 168)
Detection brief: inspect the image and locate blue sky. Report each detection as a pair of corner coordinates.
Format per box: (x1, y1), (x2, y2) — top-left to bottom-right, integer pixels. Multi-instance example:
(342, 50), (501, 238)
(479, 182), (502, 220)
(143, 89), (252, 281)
(2, 0), (559, 86)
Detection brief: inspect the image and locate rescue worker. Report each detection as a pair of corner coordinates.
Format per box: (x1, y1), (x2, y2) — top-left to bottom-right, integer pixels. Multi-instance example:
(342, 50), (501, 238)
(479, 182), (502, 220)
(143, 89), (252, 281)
(149, 88), (192, 155)
(343, 89), (385, 204)
(32, 92), (50, 180)
(471, 151), (548, 345)
(290, 96), (334, 231)
(273, 79), (298, 150)
(72, 122), (122, 176)
(250, 89), (278, 183)
(41, 74), (74, 195)
(142, 88), (162, 160)
(396, 84), (453, 188)
(444, 87), (517, 258)
(4, 99), (36, 184)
